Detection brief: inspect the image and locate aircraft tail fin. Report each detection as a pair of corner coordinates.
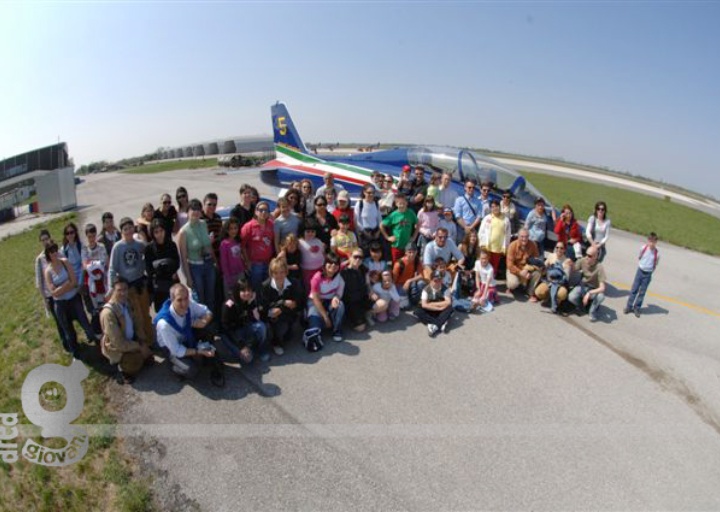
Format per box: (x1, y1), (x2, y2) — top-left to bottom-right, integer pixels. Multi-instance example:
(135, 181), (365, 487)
(271, 102), (308, 154)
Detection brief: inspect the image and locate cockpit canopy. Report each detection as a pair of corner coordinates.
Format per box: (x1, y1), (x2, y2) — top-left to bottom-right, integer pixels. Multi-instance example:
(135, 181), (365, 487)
(407, 146), (550, 209)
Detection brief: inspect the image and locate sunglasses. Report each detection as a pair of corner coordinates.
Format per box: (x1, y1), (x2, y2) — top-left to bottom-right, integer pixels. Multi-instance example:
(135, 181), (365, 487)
(351, 255), (363, 259)
(316, 203), (327, 207)
(257, 208), (269, 213)
(163, 201), (171, 205)
(326, 261), (339, 266)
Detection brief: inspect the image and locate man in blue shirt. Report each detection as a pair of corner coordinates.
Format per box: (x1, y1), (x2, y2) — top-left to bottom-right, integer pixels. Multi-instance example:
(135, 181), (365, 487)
(453, 180), (483, 237)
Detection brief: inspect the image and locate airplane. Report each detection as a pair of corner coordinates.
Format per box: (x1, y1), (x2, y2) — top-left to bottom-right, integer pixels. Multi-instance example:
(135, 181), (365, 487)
(258, 102), (557, 243)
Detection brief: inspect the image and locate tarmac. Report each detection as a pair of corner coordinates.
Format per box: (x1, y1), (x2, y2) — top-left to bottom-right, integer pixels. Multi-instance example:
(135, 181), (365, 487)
(8, 166), (720, 510)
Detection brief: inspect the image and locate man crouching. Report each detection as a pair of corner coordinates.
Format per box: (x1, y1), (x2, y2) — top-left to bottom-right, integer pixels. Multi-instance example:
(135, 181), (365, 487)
(100, 277), (153, 384)
(154, 283), (225, 387)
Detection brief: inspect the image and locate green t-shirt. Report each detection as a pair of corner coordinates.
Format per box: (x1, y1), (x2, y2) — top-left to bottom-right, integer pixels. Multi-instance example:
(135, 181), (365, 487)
(382, 209), (417, 249)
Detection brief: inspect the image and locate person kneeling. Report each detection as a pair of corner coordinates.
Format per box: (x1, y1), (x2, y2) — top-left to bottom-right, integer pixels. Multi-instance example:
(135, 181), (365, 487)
(306, 253), (346, 343)
(100, 277), (153, 384)
(221, 277), (270, 364)
(416, 270), (454, 338)
(154, 283), (224, 387)
(260, 257), (305, 356)
(371, 270), (401, 322)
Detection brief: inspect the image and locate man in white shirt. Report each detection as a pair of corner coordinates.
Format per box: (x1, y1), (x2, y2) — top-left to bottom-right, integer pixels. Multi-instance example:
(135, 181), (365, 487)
(154, 284), (224, 386)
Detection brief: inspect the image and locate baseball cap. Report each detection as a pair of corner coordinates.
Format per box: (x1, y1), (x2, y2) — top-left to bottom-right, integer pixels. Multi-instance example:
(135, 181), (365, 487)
(337, 190), (349, 202)
(443, 206), (453, 214)
(402, 165), (411, 172)
(431, 270), (443, 280)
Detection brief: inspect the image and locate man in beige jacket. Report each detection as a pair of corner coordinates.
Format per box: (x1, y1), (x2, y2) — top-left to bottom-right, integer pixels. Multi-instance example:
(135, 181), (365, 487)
(100, 276), (152, 383)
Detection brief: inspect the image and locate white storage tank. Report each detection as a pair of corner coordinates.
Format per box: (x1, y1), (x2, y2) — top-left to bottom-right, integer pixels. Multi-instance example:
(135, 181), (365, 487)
(35, 166), (77, 213)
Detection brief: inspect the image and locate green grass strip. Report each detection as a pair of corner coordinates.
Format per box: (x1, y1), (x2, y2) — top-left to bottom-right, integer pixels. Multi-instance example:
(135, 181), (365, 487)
(520, 170), (720, 256)
(0, 216), (154, 511)
(122, 158), (218, 174)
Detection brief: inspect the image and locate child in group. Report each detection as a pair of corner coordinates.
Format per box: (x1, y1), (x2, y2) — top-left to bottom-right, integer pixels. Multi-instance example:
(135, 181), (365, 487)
(392, 244), (426, 308)
(426, 172), (442, 203)
(371, 270), (401, 322)
(624, 232), (660, 317)
(380, 194), (418, 265)
(433, 258), (453, 288)
(219, 218), (245, 298)
(473, 249), (498, 311)
(221, 277), (270, 363)
(277, 233), (302, 284)
(416, 270), (454, 338)
(365, 241), (390, 286)
(299, 220), (326, 292)
(330, 214), (359, 260)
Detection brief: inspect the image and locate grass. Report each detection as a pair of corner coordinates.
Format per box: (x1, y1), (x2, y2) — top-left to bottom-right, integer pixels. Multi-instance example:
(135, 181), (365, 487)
(520, 170), (720, 256)
(0, 216), (155, 512)
(122, 158), (218, 174)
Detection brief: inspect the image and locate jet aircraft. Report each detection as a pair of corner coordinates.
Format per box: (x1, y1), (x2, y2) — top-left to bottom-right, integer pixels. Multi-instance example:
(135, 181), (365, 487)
(259, 102), (556, 241)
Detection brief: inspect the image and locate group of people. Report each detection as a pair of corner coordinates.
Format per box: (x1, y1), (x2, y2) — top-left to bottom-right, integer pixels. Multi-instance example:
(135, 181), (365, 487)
(34, 166), (661, 387)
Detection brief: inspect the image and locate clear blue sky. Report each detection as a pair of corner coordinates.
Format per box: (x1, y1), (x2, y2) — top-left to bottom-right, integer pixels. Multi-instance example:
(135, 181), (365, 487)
(1, 2), (719, 197)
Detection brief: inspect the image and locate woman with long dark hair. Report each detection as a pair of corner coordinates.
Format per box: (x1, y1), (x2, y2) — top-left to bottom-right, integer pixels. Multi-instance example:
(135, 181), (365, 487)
(44, 241), (98, 357)
(586, 201), (611, 262)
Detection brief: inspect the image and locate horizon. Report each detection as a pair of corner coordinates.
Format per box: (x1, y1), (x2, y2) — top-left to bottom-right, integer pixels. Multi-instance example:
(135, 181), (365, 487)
(1, 2), (719, 197)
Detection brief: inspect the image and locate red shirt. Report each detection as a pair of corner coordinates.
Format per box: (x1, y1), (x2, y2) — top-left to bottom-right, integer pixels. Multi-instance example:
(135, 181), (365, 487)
(241, 219), (275, 264)
(332, 207), (356, 232)
(554, 219), (582, 245)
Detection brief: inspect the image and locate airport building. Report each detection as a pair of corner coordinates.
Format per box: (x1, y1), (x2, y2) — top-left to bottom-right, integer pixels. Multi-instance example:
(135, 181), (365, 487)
(0, 142), (76, 221)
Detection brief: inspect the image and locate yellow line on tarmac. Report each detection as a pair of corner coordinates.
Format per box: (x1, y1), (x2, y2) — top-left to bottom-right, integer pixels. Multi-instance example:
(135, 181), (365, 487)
(611, 282), (720, 319)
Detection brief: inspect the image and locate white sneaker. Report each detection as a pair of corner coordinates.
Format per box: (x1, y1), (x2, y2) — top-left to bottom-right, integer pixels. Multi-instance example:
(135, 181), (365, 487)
(440, 321), (448, 334)
(427, 324), (438, 337)
(272, 346), (284, 356)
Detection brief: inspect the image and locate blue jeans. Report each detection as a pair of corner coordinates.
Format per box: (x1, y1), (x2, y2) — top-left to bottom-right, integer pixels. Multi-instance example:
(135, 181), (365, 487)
(569, 285), (605, 316)
(627, 269), (652, 310)
(222, 322), (269, 360)
(190, 259), (216, 312)
(307, 299), (345, 337)
(249, 262), (269, 290)
(54, 294), (95, 354)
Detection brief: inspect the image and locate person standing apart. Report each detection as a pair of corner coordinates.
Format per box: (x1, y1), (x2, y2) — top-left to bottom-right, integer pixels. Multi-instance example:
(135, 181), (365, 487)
(624, 232), (660, 317)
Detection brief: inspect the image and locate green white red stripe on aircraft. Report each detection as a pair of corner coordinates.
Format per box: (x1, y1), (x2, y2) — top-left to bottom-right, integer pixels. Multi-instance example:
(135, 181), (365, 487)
(275, 144), (375, 183)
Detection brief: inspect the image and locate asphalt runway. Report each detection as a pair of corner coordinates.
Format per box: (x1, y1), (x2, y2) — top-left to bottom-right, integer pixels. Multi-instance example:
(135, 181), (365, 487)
(73, 168), (720, 510)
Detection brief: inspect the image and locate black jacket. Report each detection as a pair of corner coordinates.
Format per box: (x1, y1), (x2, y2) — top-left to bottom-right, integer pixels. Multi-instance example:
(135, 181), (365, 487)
(258, 277), (305, 322)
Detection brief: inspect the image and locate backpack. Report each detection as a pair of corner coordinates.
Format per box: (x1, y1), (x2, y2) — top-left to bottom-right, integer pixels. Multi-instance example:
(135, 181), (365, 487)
(546, 262), (567, 284)
(302, 327), (324, 352)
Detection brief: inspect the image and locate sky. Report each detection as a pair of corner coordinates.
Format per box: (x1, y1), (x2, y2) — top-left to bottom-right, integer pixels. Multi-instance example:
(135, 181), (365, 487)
(1, 1), (719, 197)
